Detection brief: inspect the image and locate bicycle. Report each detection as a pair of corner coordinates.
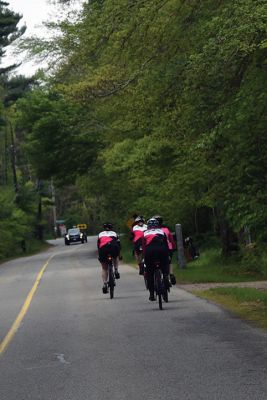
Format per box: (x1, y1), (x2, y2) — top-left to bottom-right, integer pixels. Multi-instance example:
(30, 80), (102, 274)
(153, 261), (169, 310)
(107, 254), (116, 299)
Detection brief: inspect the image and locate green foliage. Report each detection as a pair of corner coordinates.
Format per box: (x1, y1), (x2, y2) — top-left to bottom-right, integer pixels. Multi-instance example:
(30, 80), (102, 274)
(0, 1), (25, 69)
(174, 247), (267, 284)
(15, 89), (100, 184)
(0, 188), (32, 258)
(13, 0), (267, 256)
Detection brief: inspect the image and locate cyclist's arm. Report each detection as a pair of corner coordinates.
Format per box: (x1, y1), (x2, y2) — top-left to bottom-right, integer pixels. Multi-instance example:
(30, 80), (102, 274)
(117, 238), (121, 250)
(142, 237), (147, 256)
(113, 233), (121, 250)
(167, 229), (176, 249)
(163, 234), (169, 250)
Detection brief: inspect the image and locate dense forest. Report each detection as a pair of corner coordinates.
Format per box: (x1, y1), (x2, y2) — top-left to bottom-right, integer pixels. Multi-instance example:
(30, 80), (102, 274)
(0, 0), (266, 266)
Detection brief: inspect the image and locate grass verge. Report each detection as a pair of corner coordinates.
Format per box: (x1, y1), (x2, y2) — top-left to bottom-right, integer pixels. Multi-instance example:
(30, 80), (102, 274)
(194, 287), (267, 330)
(173, 248), (267, 283)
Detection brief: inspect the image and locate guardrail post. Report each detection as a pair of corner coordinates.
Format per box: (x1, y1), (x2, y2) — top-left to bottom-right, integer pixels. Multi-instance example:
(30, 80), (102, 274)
(175, 223), (186, 269)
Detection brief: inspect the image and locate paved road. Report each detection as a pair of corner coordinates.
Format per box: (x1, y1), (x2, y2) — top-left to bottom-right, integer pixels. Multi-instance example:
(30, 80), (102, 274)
(0, 237), (267, 400)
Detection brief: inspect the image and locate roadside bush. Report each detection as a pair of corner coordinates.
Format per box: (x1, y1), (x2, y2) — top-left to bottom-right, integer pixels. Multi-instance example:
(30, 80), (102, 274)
(0, 189), (32, 259)
(235, 245), (265, 276)
(219, 248), (262, 276)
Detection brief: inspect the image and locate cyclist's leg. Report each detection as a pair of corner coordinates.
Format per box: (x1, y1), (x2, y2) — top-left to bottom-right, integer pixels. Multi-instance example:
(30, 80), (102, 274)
(146, 265), (155, 301)
(101, 264), (109, 293)
(134, 246), (139, 264)
(101, 262), (108, 281)
(160, 248), (171, 287)
(137, 253), (144, 275)
(134, 239), (143, 274)
(169, 250), (176, 284)
(144, 247), (156, 301)
(113, 256), (120, 278)
(111, 245), (120, 279)
(99, 246), (109, 293)
(138, 252), (145, 275)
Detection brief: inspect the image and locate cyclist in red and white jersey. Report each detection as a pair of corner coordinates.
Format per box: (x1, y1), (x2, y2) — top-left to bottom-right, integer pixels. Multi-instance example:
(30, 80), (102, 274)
(142, 218), (170, 301)
(153, 215), (177, 285)
(131, 216), (147, 275)
(97, 223), (121, 294)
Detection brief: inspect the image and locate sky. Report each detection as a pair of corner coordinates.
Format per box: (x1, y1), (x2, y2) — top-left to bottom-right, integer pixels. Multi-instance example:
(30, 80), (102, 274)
(3, 0), (83, 76)
(3, 0), (54, 75)
(8, 0), (53, 35)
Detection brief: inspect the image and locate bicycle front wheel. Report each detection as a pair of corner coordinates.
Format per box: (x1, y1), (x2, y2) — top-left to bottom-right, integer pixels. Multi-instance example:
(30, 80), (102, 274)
(110, 284), (114, 299)
(163, 286), (168, 303)
(143, 264), (148, 290)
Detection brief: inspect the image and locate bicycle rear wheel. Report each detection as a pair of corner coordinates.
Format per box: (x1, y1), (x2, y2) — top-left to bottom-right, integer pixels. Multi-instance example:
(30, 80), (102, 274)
(108, 263), (115, 299)
(155, 269), (163, 310)
(143, 263), (148, 290)
(110, 284), (114, 299)
(163, 286), (168, 302)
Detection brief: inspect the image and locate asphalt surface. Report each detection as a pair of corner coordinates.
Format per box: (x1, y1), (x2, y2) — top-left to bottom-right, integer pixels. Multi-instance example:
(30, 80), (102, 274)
(0, 237), (267, 400)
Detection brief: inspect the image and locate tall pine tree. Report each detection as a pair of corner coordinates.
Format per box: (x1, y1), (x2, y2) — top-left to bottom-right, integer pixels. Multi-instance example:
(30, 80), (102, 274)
(0, 0), (25, 74)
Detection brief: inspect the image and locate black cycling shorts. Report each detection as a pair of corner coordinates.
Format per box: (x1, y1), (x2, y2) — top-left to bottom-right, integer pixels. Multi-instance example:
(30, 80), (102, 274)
(144, 244), (169, 274)
(98, 243), (120, 263)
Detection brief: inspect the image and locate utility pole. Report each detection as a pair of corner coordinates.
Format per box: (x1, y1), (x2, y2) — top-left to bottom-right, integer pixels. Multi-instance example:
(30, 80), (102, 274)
(36, 179), (43, 241)
(3, 127), (8, 185)
(51, 178), (57, 237)
(175, 223), (186, 269)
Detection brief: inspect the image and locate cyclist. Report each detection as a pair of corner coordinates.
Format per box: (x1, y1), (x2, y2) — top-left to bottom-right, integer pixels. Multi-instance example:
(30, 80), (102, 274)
(131, 216), (147, 275)
(97, 223), (121, 294)
(142, 218), (170, 301)
(153, 215), (177, 285)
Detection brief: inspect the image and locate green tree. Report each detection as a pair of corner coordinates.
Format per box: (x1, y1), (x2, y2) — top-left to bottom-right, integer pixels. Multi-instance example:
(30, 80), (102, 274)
(16, 0), (267, 252)
(0, 1), (25, 73)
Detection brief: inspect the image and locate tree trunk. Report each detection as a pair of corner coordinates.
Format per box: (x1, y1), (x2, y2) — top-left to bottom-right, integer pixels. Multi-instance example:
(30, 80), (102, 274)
(9, 122), (18, 194)
(214, 207), (233, 257)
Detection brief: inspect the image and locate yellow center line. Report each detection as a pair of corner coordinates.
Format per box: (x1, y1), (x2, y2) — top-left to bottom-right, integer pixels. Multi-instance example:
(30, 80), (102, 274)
(0, 254), (55, 357)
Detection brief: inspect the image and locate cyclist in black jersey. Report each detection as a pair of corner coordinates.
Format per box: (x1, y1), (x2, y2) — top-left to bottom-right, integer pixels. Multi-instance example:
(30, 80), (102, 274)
(142, 218), (170, 301)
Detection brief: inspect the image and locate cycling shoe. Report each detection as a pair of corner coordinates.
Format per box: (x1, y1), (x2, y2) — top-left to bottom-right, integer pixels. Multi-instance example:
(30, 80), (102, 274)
(115, 270), (120, 279)
(164, 277), (172, 288)
(102, 284), (108, 294)
(170, 274), (176, 285)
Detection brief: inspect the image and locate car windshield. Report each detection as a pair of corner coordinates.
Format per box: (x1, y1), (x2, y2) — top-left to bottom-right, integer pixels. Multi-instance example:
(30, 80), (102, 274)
(68, 229), (80, 235)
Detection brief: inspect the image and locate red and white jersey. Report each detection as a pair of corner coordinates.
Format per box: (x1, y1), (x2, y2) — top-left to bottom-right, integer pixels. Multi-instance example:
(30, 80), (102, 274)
(143, 228), (168, 247)
(161, 226), (176, 250)
(97, 230), (119, 248)
(132, 224), (147, 242)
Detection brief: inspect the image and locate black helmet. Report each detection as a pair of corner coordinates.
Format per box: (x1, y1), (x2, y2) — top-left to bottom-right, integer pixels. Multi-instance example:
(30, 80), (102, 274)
(147, 218), (159, 229)
(152, 215), (163, 225)
(103, 222), (113, 230)
(135, 216), (145, 223)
